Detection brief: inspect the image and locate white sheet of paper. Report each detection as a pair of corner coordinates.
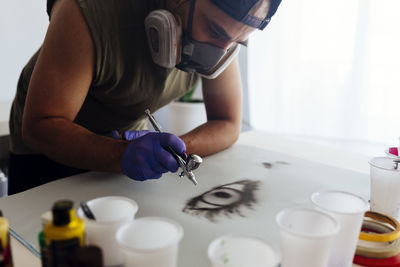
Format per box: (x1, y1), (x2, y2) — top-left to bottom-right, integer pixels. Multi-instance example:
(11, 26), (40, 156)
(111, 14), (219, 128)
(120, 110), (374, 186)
(0, 144), (369, 267)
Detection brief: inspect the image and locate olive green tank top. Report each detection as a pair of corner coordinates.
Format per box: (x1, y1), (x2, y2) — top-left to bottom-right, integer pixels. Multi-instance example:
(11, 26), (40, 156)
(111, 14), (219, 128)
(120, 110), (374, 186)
(9, 0), (198, 154)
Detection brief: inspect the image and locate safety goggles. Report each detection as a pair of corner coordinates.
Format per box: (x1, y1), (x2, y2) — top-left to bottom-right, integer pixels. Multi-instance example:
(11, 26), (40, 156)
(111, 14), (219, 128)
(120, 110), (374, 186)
(175, 0), (240, 79)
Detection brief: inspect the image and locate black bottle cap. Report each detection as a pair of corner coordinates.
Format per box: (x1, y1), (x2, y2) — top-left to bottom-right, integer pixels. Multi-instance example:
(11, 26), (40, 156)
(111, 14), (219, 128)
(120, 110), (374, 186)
(52, 200), (74, 226)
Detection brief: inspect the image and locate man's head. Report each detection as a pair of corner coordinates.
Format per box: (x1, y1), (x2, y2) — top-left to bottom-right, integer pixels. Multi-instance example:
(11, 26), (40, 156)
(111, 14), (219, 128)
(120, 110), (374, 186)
(171, 0), (280, 49)
(145, 0), (281, 78)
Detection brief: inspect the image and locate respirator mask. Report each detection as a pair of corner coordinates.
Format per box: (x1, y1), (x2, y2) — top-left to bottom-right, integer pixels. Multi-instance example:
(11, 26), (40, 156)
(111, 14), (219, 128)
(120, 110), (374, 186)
(144, 0), (239, 79)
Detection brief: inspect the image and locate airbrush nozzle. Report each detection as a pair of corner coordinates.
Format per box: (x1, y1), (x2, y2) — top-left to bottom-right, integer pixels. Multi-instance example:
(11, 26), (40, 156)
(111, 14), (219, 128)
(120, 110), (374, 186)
(188, 172), (198, 186)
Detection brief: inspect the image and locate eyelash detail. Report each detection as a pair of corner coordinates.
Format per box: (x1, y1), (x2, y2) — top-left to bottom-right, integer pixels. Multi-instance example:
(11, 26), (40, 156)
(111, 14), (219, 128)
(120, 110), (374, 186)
(182, 179), (260, 222)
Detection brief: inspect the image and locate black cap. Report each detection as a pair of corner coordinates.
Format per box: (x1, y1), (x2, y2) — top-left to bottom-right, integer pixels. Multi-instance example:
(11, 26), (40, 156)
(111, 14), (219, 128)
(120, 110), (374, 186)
(52, 200), (74, 226)
(210, 0), (282, 30)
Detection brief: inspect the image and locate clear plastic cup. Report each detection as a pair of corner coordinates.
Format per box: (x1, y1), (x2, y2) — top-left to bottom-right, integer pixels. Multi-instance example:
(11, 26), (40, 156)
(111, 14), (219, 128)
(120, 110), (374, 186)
(276, 207), (340, 267)
(369, 157), (400, 219)
(115, 217), (183, 267)
(207, 234), (280, 267)
(311, 190), (368, 267)
(77, 196), (138, 267)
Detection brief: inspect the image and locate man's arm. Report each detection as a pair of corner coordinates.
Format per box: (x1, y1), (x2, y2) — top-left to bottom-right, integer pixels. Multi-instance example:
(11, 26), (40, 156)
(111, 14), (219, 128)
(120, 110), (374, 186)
(22, 0), (128, 172)
(179, 57), (242, 156)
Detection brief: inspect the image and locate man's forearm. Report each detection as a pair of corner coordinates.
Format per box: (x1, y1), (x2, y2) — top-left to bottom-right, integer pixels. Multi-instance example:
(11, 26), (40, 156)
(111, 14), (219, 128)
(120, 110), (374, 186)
(180, 119), (241, 157)
(22, 117), (128, 172)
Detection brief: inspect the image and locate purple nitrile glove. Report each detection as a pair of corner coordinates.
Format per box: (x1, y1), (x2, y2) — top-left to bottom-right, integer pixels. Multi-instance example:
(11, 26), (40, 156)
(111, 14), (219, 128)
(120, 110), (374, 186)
(123, 130), (150, 140)
(109, 130), (150, 140)
(121, 132), (186, 181)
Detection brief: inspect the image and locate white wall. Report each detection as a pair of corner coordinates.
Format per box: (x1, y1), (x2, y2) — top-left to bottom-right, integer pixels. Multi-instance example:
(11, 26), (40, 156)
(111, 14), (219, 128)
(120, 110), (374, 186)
(0, 0), (48, 102)
(248, 0), (400, 147)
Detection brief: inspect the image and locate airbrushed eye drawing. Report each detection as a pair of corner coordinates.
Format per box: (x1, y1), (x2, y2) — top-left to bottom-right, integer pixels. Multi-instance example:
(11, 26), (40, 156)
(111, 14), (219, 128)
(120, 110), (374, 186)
(182, 179), (260, 222)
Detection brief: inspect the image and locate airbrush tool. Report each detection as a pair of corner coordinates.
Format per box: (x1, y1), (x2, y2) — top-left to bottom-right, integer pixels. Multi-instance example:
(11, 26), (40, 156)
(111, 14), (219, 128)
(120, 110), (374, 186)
(145, 109), (201, 186)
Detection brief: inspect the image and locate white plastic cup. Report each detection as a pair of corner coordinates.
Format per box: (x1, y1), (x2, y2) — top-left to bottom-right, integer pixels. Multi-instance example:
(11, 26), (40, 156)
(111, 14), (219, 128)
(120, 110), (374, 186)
(77, 196), (138, 267)
(276, 207), (340, 267)
(369, 157), (400, 219)
(115, 217), (183, 267)
(311, 190), (368, 267)
(207, 234), (280, 267)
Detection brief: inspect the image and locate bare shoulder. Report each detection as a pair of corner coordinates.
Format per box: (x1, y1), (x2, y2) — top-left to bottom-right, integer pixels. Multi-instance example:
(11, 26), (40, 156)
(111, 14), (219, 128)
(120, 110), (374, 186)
(45, 0), (94, 66)
(23, 0), (94, 122)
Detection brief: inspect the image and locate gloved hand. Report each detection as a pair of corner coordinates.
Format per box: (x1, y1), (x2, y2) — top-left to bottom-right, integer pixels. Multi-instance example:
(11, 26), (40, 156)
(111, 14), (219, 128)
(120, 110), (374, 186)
(121, 132), (186, 181)
(109, 130), (150, 140)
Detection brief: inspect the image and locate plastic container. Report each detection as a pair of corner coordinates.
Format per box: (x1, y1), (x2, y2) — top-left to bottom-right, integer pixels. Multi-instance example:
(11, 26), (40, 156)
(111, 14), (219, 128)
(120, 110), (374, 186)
(207, 234), (280, 267)
(312, 190), (368, 267)
(115, 217), (183, 267)
(0, 170), (8, 197)
(0, 210), (14, 266)
(77, 196), (138, 266)
(276, 207), (339, 267)
(43, 200), (85, 267)
(370, 157), (400, 219)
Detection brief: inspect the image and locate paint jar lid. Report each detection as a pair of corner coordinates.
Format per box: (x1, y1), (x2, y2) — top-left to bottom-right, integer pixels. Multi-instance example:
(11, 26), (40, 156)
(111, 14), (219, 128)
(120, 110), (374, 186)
(369, 157), (400, 171)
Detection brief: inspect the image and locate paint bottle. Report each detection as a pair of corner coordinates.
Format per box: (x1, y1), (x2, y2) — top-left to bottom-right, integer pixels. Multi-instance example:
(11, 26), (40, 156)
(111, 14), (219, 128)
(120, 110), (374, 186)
(0, 210), (14, 267)
(43, 200), (85, 267)
(74, 246), (104, 267)
(38, 231), (48, 267)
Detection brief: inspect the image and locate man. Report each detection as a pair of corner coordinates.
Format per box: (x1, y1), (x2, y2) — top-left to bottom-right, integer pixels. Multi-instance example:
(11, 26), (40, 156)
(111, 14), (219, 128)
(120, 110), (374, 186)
(8, 0), (281, 194)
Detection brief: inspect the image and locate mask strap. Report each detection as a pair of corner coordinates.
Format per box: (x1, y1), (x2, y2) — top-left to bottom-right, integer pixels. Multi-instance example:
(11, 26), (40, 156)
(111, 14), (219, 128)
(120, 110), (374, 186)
(187, 0), (196, 38)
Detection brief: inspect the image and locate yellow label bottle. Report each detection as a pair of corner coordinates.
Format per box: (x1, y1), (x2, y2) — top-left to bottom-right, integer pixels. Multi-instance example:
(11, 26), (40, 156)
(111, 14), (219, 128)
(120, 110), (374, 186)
(0, 210), (14, 267)
(43, 200), (85, 267)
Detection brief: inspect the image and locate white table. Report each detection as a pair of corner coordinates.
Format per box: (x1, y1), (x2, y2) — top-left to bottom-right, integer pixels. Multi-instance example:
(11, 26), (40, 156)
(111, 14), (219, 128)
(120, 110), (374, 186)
(2, 131), (371, 267)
